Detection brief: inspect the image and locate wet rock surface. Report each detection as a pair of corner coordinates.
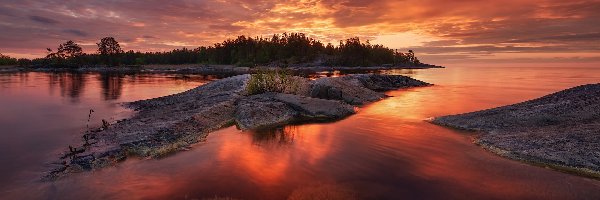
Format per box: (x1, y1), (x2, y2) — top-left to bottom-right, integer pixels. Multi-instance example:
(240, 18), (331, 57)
(432, 84), (600, 176)
(45, 74), (430, 180)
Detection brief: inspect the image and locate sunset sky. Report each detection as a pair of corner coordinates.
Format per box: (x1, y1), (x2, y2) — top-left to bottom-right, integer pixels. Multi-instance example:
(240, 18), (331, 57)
(1, 0), (599, 65)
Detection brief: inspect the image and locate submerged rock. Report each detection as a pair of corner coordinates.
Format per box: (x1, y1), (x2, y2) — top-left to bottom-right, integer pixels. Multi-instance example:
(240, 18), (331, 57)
(432, 84), (600, 176)
(44, 74), (430, 180)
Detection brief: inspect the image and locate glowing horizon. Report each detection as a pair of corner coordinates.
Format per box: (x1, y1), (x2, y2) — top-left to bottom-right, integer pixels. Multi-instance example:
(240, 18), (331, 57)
(1, 0), (600, 65)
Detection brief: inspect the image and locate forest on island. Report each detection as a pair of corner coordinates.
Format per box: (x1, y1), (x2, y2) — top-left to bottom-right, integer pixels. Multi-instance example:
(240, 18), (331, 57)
(1, 33), (422, 68)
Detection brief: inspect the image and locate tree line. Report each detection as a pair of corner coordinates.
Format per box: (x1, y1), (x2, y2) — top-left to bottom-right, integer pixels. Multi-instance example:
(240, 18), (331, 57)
(0, 53), (19, 65)
(1, 33), (422, 67)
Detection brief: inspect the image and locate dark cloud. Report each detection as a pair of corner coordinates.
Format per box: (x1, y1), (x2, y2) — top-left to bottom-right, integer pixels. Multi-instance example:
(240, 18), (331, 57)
(507, 32), (600, 43)
(0, 6), (18, 17)
(29, 15), (59, 24)
(63, 29), (88, 37)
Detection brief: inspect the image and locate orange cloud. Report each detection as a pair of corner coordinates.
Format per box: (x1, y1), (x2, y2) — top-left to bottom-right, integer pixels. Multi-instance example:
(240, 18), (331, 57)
(1, 0), (599, 64)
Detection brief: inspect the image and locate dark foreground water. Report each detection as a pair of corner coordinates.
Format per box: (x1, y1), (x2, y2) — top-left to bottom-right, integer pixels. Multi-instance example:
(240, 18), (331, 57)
(1, 64), (600, 199)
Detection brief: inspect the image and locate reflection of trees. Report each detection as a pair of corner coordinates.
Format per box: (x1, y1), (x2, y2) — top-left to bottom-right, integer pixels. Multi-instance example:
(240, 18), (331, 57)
(167, 74), (222, 82)
(17, 72), (29, 84)
(48, 72), (86, 102)
(0, 72), (29, 88)
(378, 69), (417, 75)
(98, 72), (124, 100)
(251, 126), (299, 145)
(310, 70), (343, 79)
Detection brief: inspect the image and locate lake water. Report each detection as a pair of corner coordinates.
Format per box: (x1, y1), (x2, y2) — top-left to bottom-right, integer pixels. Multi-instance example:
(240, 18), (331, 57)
(1, 64), (600, 199)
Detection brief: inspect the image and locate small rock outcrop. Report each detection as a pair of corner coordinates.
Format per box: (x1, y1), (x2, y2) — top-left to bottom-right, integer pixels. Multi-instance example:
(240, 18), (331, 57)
(45, 74), (430, 180)
(309, 74), (428, 105)
(236, 93), (356, 130)
(432, 84), (600, 176)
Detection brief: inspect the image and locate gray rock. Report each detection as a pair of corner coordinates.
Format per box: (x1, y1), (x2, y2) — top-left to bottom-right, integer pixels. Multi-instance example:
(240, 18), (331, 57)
(309, 74), (430, 105)
(273, 93), (355, 120)
(235, 93), (355, 130)
(310, 76), (384, 105)
(44, 75), (250, 180)
(235, 94), (299, 130)
(432, 84), (600, 176)
(70, 155), (95, 170)
(352, 74), (431, 91)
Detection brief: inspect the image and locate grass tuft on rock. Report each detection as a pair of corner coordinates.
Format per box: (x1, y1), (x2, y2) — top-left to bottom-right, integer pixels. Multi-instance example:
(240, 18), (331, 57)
(245, 68), (300, 95)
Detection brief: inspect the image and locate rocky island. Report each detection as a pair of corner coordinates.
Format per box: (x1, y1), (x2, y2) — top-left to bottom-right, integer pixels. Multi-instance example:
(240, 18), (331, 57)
(432, 84), (600, 178)
(45, 73), (430, 180)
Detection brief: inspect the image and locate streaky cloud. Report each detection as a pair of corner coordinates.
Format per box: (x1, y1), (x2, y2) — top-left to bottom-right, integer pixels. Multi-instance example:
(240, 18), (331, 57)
(29, 15), (59, 24)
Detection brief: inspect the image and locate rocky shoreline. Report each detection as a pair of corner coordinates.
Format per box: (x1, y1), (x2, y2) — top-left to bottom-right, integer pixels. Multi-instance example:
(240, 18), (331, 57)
(44, 74), (430, 180)
(432, 84), (600, 178)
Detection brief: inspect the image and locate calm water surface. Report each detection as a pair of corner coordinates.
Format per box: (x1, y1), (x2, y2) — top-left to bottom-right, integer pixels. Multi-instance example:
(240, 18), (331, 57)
(1, 64), (600, 199)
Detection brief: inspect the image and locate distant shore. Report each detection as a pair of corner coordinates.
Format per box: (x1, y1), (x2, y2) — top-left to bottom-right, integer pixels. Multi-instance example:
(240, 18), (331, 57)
(0, 63), (444, 74)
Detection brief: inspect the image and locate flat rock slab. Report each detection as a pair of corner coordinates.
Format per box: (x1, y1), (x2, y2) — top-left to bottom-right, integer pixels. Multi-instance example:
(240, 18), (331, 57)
(44, 74), (430, 180)
(235, 93), (356, 130)
(432, 84), (600, 176)
(235, 94), (300, 130)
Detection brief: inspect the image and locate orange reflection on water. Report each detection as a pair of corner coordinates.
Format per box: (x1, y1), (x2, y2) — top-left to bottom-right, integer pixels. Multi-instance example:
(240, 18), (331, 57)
(2, 65), (600, 199)
(215, 125), (334, 185)
(217, 133), (291, 185)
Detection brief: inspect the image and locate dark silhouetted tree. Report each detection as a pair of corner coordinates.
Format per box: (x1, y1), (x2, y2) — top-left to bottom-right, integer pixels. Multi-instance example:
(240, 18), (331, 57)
(0, 53), (18, 65)
(44, 40), (84, 67)
(97, 37), (123, 66)
(407, 50), (415, 63)
(57, 40), (83, 59)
